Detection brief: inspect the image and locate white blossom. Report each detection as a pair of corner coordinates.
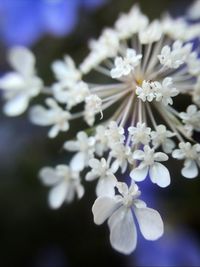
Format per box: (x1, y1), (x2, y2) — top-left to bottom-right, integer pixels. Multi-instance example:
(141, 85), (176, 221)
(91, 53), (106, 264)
(172, 142), (200, 178)
(155, 77), (179, 106)
(158, 41), (192, 69)
(30, 98), (71, 138)
(187, 52), (200, 76)
(84, 94), (103, 126)
(80, 28), (119, 74)
(187, 0), (200, 20)
(51, 55), (81, 87)
(92, 182), (164, 254)
(139, 20), (162, 44)
(136, 80), (158, 102)
(94, 125), (109, 156)
(130, 145), (170, 187)
(39, 165), (84, 209)
(0, 47), (42, 116)
(114, 5), (148, 39)
(86, 158), (117, 197)
(110, 144), (132, 173)
(64, 131), (95, 171)
(110, 49), (142, 79)
(105, 121), (125, 147)
(128, 122), (151, 145)
(179, 104), (200, 135)
(53, 81), (89, 109)
(151, 125), (176, 153)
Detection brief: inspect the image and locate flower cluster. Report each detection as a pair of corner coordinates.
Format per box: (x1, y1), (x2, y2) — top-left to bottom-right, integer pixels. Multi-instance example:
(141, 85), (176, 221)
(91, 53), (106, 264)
(1, 4), (200, 255)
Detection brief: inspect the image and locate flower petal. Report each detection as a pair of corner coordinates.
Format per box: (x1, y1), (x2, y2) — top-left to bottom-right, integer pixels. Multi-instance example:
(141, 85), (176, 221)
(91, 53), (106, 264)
(3, 94), (29, 116)
(134, 206), (164, 240)
(39, 167), (61, 185)
(149, 162), (170, 187)
(182, 159), (198, 179)
(130, 166), (148, 182)
(48, 182), (67, 209)
(8, 47), (35, 77)
(92, 196), (120, 225)
(96, 175), (116, 197)
(30, 105), (53, 126)
(108, 207), (137, 255)
(70, 152), (85, 171)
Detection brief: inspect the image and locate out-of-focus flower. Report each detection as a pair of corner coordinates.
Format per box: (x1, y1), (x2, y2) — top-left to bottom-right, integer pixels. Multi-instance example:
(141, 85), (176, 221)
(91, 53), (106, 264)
(0, 0), (106, 46)
(187, 0), (200, 20)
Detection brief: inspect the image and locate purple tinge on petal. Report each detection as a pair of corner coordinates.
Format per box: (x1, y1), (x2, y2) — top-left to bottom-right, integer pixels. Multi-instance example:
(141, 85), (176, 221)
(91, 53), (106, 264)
(134, 228), (200, 266)
(41, 0), (79, 36)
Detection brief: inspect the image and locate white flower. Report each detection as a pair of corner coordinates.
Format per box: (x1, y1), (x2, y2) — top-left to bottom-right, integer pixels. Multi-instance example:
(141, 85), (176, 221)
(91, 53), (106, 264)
(80, 28), (119, 74)
(151, 125), (176, 153)
(187, 52), (200, 76)
(84, 94), (103, 126)
(39, 165), (84, 209)
(30, 98), (71, 138)
(53, 81), (89, 110)
(64, 131), (95, 171)
(105, 121), (125, 147)
(110, 144), (132, 173)
(130, 145), (170, 187)
(94, 125), (109, 156)
(187, 0), (200, 20)
(86, 158), (117, 197)
(0, 47), (42, 116)
(92, 182), (164, 254)
(155, 77), (179, 106)
(172, 142), (200, 178)
(179, 104), (200, 135)
(110, 49), (142, 79)
(115, 5), (148, 39)
(139, 20), (162, 44)
(136, 80), (158, 102)
(128, 122), (151, 145)
(51, 55), (81, 87)
(158, 41), (192, 69)
(136, 78), (179, 105)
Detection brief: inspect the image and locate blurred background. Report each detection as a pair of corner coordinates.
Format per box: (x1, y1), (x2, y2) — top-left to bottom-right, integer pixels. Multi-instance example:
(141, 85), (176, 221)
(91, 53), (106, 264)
(0, 0), (200, 266)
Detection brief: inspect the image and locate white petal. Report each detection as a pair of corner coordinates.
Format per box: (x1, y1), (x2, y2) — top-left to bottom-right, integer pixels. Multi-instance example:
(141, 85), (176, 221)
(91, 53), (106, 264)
(0, 72), (26, 90)
(154, 152), (168, 162)
(64, 140), (79, 151)
(48, 125), (60, 138)
(92, 196), (120, 225)
(85, 171), (98, 181)
(149, 162), (171, 187)
(130, 166), (148, 182)
(48, 182), (67, 209)
(134, 206), (164, 240)
(8, 47), (35, 76)
(96, 176), (116, 197)
(132, 150), (144, 160)
(182, 159), (198, 178)
(111, 160), (120, 173)
(76, 184), (85, 199)
(39, 167), (61, 185)
(108, 207), (137, 255)
(30, 106), (52, 126)
(70, 152), (85, 171)
(3, 94), (29, 116)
